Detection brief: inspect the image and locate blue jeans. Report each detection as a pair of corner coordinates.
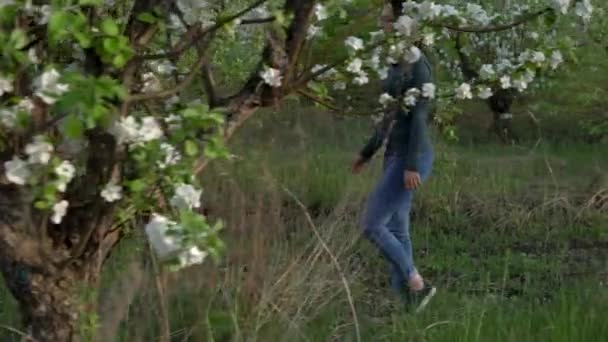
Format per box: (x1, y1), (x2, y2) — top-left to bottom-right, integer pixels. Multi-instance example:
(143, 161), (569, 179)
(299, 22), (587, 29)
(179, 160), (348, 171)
(361, 151), (433, 293)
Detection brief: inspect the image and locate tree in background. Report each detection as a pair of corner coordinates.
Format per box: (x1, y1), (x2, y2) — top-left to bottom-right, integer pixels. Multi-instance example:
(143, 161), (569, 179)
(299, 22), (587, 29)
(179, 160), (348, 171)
(0, 0), (598, 340)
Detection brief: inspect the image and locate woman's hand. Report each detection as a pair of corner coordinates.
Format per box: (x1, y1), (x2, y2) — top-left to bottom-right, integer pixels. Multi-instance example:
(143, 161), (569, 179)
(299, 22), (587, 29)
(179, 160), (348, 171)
(404, 170), (421, 190)
(351, 156), (367, 174)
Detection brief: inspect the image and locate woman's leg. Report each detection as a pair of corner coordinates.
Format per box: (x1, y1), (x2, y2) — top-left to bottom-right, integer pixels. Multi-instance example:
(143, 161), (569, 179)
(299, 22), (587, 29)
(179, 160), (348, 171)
(361, 157), (415, 285)
(387, 196), (414, 293)
(364, 151), (434, 293)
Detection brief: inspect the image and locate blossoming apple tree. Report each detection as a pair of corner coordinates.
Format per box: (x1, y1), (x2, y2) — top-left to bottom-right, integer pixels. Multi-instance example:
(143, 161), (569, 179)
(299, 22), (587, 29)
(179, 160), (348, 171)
(0, 0), (598, 340)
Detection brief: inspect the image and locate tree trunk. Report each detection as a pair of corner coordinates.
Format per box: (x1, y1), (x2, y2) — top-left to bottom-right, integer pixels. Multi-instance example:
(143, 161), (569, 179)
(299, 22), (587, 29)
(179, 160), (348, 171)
(0, 183), (118, 342)
(487, 88), (518, 144)
(0, 259), (99, 342)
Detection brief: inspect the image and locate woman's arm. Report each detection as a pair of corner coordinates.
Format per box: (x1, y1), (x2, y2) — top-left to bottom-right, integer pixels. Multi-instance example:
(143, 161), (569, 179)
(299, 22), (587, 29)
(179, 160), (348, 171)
(404, 57), (433, 172)
(358, 64), (403, 162)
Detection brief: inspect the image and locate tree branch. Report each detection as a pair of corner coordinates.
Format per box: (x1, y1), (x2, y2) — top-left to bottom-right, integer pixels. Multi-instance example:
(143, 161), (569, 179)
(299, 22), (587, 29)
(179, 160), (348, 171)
(454, 33), (478, 80)
(126, 51), (207, 103)
(201, 60), (219, 107)
(432, 8), (552, 33)
(138, 0), (270, 61)
(241, 17), (276, 25)
(283, 0), (316, 84)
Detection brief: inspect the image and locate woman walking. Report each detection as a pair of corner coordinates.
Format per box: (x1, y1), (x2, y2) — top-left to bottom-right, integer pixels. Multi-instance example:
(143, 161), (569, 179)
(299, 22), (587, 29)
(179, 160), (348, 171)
(352, 2), (436, 312)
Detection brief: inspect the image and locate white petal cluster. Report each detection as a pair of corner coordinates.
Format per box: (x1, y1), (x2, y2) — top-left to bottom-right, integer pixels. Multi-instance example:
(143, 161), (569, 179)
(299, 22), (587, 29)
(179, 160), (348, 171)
(314, 3), (329, 21)
(455, 83), (473, 100)
(378, 93), (395, 107)
(51, 200), (69, 224)
(34, 69), (69, 105)
(111, 116), (164, 145)
(25, 135), (54, 165)
(54, 160), (76, 192)
(0, 75), (13, 96)
(260, 67), (282, 87)
(575, 0), (593, 23)
(345, 36), (364, 51)
(101, 182), (122, 202)
(422, 83), (436, 99)
(170, 183), (202, 210)
(478, 86), (493, 100)
(4, 157), (31, 185)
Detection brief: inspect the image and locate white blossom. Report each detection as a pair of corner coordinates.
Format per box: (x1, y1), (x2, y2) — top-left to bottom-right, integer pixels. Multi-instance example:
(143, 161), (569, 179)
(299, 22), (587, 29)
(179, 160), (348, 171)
(51, 200), (69, 224)
(307, 25), (321, 39)
(575, 0), (593, 22)
(466, 4), (490, 25)
(344, 36), (364, 51)
(152, 61), (176, 75)
(500, 76), (512, 89)
(314, 3), (329, 21)
(552, 0), (571, 15)
(404, 46), (421, 64)
(418, 1), (442, 20)
(513, 78), (528, 92)
(550, 50), (563, 70)
(170, 183), (202, 210)
(353, 72), (369, 85)
(523, 69), (536, 83)
(346, 58), (363, 74)
(404, 94), (417, 107)
(394, 15), (416, 36)
(377, 67), (389, 80)
(4, 157), (30, 185)
(34, 69), (70, 104)
(260, 67), (282, 87)
(55, 160), (75, 180)
(422, 33), (435, 46)
(112, 116), (140, 144)
(178, 246), (208, 268)
(531, 51), (546, 65)
(164, 114), (182, 132)
(28, 48), (40, 64)
(17, 98), (35, 113)
(527, 31), (540, 40)
(478, 86), (493, 99)
(145, 214), (181, 260)
(333, 81), (346, 90)
(101, 182), (122, 202)
(141, 72), (162, 93)
(158, 142), (182, 169)
(422, 83), (436, 99)
(54, 160), (75, 192)
(480, 64), (495, 80)
(441, 5), (459, 17)
(0, 75), (13, 96)
(0, 1), (16, 8)
(404, 88), (421, 107)
(379, 93), (395, 107)
(455, 83), (473, 100)
(0, 108), (16, 128)
(139, 116), (164, 142)
(25, 136), (53, 165)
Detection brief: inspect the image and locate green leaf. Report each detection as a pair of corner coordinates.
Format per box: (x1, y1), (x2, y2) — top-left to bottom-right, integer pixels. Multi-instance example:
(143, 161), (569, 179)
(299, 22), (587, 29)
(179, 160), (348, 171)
(184, 140), (199, 157)
(73, 31), (92, 48)
(63, 115), (84, 138)
(9, 29), (27, 49)
(102, 37), (119, 54)
(101, 18), (120, 36)
(79, 0), (103, 5)
(137, 12), (157, 24)
(127, 179), (147, 193)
